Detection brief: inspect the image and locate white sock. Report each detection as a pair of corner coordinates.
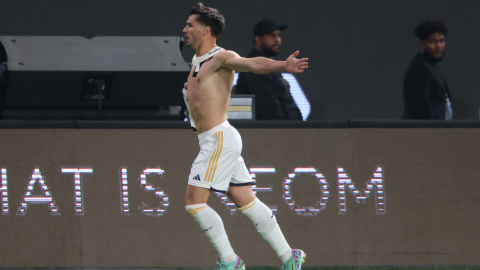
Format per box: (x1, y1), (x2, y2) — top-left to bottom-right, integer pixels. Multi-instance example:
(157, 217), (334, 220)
(186, 203), (237, 263)
(239, 198), (292, 263)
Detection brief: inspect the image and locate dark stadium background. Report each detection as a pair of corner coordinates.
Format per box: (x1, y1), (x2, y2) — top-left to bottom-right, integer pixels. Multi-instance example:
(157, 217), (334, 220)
(1, 0), (479, 120)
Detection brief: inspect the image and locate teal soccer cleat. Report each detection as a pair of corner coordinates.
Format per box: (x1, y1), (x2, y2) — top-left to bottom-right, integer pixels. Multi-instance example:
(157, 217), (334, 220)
(216, 256), (245, 270)
(281, 249), (306, 270)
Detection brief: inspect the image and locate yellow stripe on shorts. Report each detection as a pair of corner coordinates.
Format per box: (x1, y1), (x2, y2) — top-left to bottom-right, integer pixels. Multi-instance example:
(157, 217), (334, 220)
(204, 131), (220, 183)
(209, 131), (224, 183)
(187, 205), (207, 216)
(204, 131), (223, 183)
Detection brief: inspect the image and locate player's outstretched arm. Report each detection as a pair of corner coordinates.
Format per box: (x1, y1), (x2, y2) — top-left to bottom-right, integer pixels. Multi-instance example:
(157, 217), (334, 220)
(221, 50), (308, 74)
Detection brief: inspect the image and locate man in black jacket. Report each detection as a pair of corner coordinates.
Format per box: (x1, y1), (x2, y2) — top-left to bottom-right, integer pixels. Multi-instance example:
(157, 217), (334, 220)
(403, 20), (452, 120)
(0, 42), (6, 79)
(236, 18), (303, 120)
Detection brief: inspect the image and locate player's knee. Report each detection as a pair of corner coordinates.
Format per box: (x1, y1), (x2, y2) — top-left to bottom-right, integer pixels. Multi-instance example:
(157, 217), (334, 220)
(185, 203), (208, 216)
(184, 192), (197, 206)
(184, 190), (196, 206)
(185, 185), (210, 206)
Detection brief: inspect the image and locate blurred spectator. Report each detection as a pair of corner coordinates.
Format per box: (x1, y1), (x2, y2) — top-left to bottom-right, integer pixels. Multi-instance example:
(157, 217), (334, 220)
(0, 63), (5, 80)
(236, 18), (302, 120)
(403, 20), (452, 120)
(0, 42), (6, 79)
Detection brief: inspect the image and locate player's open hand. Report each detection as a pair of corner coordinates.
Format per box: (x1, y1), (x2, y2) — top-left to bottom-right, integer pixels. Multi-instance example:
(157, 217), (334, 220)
(286, 50), (308, 73)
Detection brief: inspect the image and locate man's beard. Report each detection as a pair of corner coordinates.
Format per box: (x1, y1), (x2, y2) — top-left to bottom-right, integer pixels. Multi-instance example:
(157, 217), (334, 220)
(261, 43), (280, 57)
(423, 50), (445, 63)
(186, 36), (196, 48)
(187, 40), (195, 48)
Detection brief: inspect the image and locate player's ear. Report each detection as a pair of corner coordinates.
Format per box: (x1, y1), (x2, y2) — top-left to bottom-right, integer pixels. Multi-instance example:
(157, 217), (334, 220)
(419, 39), (425, 50)
(203, 26), (211, 36)
(254, 35), (261, 46)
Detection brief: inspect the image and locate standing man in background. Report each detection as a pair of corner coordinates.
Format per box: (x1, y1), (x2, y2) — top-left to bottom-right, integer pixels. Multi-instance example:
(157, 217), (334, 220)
(236, 19), (303, 120)
(0, 43), (6, 80)
(0, 45), (7, 90)
(403, 20), (452, 120)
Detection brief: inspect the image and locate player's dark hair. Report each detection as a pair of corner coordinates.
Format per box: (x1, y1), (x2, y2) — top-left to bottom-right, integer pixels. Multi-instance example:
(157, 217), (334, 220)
(190, 2), (225, 38)
(415, 20), (448, 40)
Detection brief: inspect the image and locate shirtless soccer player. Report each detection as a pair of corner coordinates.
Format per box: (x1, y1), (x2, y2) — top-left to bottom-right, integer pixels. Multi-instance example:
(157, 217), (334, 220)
(182, 3), (308, 270)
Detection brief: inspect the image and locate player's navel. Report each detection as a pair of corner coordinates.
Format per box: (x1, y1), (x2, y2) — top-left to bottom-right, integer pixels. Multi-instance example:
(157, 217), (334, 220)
(197, 78), (201, 83)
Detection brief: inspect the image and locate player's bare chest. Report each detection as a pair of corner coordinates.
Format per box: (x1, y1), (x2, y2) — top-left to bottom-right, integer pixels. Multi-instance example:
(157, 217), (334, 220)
(187, 59), (216, 89)
(190, 58), (215, 78)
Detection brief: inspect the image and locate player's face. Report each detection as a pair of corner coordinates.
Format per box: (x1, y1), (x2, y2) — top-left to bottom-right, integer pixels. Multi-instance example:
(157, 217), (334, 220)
(420, 32), (445, 59)
(259, 30), (282, 57)
(183, 14), (204, 48)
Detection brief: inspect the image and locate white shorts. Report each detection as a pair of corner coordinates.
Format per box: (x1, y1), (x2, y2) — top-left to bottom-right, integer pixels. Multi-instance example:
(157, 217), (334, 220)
(188, 121), (254, 193)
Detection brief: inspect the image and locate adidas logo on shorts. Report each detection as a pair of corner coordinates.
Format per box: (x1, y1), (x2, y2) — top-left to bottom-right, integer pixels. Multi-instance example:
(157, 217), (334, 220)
(193, 174), (201, 181)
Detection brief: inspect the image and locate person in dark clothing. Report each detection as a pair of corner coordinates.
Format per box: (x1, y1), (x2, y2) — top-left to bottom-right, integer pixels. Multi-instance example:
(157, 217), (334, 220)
(236, 18), (303, 120)
(403, 20), (452, 120)
(0, 41), (6, 79)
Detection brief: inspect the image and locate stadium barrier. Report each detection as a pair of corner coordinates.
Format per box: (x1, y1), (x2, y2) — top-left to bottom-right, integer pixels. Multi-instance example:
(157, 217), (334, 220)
(0, 120), (479, 267)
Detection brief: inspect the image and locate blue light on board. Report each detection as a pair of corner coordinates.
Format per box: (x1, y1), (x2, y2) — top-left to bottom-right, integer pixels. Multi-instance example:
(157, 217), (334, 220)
(233, 73), (310, 120)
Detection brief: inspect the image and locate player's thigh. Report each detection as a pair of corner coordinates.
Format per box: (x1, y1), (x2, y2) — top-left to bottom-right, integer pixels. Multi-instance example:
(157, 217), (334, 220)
(185, 184), (212, 205)
(227, 185), (256, 208)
